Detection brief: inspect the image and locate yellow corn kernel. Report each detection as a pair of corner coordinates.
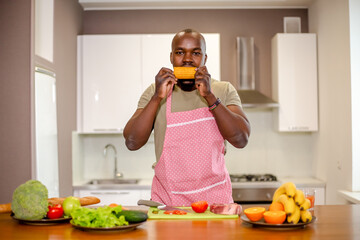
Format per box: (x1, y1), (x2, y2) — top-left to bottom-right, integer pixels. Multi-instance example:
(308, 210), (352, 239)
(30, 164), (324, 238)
(173, 67), (196, 79)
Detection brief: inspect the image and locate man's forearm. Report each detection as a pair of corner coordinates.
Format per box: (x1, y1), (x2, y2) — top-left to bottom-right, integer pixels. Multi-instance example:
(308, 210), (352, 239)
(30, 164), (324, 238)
(211, 103), (250, 148)
(123, 95), (162, 150)
(203, 93), (250, 148)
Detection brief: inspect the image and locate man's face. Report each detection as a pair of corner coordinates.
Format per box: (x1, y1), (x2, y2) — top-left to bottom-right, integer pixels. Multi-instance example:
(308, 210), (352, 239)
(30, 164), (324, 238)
(170, 32), (207, 69)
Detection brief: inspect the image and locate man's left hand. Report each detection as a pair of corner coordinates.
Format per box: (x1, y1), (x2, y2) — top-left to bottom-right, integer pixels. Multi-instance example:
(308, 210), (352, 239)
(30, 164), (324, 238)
(194, 66), (212, 98)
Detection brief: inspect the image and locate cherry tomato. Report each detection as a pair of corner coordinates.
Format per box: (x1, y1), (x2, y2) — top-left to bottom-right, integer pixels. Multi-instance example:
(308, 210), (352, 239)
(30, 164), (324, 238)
(47, 204), (64, 219)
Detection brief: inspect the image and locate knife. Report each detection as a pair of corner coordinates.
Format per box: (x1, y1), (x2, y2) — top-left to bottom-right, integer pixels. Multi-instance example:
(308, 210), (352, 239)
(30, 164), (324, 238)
(137, 199), (190, 212)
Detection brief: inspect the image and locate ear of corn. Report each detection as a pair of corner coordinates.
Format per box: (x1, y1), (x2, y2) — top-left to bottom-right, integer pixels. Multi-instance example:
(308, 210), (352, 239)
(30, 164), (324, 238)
(173, 67), (196, 79)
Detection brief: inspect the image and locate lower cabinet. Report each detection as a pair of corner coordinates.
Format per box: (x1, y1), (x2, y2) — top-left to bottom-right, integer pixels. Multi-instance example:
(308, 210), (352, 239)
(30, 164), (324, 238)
(313, 187), (325, 205)
(74, 189), (151, 206)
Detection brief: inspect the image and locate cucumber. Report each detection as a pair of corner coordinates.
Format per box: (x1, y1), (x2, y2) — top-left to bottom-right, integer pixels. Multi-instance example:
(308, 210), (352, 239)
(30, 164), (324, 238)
(118, 210), (148, 223)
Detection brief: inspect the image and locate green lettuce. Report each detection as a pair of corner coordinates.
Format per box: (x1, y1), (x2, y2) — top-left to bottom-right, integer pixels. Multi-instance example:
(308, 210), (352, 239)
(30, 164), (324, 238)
(70, 205), (128, 228)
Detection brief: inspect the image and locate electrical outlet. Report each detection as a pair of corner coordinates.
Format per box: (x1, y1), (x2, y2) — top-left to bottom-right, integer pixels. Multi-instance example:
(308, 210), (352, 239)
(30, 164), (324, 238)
(337, 160), (342, 170)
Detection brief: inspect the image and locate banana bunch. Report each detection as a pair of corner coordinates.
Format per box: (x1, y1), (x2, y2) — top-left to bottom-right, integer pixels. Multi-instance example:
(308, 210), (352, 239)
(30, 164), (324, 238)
(272, 182), (312, 224)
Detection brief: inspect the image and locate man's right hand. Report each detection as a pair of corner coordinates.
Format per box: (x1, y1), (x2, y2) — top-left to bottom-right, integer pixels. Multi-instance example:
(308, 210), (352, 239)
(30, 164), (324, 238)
(154, 67), (177, 99)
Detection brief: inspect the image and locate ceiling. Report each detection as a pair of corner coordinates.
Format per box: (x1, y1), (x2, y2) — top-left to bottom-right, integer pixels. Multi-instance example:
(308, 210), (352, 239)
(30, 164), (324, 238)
(79, 0), (315, 11)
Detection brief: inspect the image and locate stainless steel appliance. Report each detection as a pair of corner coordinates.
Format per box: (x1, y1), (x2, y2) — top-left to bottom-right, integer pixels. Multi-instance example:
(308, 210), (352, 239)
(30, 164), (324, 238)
(236, 37), (278, 108)
(230, 174), (280, 204)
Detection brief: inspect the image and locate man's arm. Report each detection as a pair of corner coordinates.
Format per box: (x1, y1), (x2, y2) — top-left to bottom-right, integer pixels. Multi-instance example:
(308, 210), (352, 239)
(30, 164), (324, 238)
(123, 96), (161, 150)
(195, 66), (250, 148)
(209, 102), (250, 148)
(124, 67), (177, 150)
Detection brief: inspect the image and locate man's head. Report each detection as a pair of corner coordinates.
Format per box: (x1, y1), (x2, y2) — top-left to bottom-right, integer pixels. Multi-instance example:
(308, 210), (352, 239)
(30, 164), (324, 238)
(170, 29), (207, 68)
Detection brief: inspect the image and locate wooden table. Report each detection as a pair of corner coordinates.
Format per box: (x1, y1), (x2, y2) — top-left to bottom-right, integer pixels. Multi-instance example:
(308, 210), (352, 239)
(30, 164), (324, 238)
(1, 205), (359, 240)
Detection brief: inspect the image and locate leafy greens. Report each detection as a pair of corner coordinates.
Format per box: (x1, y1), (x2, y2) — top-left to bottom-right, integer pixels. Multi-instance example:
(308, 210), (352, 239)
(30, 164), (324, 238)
(70, 205), (128, 228)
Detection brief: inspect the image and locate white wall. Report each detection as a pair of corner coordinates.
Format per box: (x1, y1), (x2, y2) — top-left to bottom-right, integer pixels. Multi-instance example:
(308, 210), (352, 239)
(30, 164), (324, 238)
(349, 0), (360, 191)
(226, 109), (315, 178)
(309, 0), (352, 204)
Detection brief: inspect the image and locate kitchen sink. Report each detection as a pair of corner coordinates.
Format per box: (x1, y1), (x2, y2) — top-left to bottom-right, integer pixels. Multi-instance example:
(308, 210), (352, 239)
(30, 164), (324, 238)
(87, 178), (140, 185)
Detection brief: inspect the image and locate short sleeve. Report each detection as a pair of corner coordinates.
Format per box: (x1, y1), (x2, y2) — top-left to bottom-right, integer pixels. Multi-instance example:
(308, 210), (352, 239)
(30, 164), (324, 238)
(224, 82), (242, 108)
(137, 83), (155, 109)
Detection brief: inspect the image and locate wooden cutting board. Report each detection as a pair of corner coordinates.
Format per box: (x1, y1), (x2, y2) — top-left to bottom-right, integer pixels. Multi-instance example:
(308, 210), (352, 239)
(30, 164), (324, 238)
(147, 207), (239, 220)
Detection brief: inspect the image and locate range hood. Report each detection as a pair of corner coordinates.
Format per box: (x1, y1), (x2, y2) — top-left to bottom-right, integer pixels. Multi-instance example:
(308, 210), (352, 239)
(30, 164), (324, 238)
(236, 37), (278, 108)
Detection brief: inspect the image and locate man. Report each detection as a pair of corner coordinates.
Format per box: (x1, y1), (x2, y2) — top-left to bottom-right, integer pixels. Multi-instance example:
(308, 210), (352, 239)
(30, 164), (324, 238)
(124, 29), (250, 206)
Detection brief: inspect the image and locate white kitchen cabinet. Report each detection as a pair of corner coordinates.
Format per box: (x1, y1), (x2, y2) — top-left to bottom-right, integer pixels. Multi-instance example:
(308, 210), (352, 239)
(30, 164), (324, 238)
(77, 34), (220, 133)
(77, 35), (143, 133)
(271, 33), (318, 132)
(74, 189), (151, 206)
(314, 187), (325, 205)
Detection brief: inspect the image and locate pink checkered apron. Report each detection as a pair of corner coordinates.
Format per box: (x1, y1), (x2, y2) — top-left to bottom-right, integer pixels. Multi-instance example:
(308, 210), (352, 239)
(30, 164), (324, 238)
(151, 88), (233, 206)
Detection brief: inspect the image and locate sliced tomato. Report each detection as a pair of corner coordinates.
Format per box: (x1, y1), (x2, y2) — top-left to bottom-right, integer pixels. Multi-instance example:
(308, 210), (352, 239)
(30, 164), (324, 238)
(164, 210), (187, 215)
(47, 204), (64, 219)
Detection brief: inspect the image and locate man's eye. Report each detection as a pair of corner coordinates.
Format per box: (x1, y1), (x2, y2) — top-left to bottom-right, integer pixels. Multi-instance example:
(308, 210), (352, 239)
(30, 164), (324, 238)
(175, 51), (184, 55)
(193, 52), (201, 56)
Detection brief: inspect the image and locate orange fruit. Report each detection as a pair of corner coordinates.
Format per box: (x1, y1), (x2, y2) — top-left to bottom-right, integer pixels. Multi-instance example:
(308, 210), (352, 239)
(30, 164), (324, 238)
(269, 202), (284, 212)
(263, 211), (286, 224)
(244, 207), (266, 222)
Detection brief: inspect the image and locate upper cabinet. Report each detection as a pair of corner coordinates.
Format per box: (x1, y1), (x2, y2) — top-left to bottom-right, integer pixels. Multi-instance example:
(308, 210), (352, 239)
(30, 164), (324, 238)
(77, 35), (142, 133)
(35, 0), (54, 62)
(77, 34), (220, 133)
(271, 33), (318, 132)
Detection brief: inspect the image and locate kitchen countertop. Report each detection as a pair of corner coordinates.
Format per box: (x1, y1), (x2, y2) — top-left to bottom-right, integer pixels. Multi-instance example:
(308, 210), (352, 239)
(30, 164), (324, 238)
(74, 177), (325, 190)
(1, 204), (359, 239)
(338, 190), (360, 204)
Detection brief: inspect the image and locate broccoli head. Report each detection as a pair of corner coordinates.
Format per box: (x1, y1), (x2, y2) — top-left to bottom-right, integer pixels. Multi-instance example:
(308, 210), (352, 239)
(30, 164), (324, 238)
(11, 180), (49, 220)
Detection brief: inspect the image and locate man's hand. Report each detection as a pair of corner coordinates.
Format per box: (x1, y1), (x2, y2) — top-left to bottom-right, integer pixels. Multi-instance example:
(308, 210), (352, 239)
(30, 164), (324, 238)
(195, 66), (212, 98)
(154, 67), (177, 99)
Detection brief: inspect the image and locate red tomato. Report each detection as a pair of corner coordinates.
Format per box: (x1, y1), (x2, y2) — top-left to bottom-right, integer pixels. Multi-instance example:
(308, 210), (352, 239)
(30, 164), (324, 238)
(191, 201), (208, 213)
(47, 204), (64, 219)
(164, 210), (188, 215)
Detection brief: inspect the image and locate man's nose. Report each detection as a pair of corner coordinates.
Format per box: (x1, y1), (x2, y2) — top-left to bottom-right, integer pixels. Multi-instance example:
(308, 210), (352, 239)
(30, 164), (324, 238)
(183, 52), (193, 62)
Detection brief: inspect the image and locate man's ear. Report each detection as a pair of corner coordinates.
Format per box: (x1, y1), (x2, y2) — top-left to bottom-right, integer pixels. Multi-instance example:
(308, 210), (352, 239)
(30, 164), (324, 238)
(203, 54), (208, 66)
(170, 52), (173, 65)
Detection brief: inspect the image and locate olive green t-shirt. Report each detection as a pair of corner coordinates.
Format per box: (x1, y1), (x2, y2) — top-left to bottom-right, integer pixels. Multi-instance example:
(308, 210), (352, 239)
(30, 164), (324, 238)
(137, 79), (242, 166)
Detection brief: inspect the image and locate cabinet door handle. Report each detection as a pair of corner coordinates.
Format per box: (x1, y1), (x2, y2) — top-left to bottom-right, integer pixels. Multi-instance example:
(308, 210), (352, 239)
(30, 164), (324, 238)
(288, 126), (309, 131)
(90, 191), (130, 195)
(266, 193), (272, 199)
(93, 128), (123, 132)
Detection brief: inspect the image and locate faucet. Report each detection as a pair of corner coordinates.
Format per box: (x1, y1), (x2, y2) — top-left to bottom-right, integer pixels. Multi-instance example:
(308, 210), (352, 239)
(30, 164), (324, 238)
(104, 144), (123, 179)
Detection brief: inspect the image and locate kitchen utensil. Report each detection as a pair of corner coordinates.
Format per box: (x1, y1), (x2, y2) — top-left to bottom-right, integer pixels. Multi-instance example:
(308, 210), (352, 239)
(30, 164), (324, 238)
(147, 207), (239, 220)
(137, 200), (190, 212)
